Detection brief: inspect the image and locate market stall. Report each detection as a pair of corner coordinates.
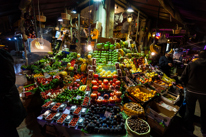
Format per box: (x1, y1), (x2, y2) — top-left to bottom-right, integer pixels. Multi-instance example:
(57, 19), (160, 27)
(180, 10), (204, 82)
(20, 37), (184, 136)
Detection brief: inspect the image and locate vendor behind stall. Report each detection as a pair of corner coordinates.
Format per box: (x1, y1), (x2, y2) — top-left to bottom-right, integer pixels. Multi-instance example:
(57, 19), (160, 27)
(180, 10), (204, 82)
(159, 51), (173, 77)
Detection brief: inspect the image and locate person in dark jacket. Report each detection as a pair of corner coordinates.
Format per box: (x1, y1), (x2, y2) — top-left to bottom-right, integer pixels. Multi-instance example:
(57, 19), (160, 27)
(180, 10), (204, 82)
(0, 49), (26, 137)
(180, 50), (206, 136)
(159, 52), (173, 77)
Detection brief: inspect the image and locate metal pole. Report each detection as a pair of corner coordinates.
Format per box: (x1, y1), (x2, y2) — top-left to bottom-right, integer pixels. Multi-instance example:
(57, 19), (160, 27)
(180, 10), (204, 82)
(135, 11), (140, 42)
(32, 0), (38, 38)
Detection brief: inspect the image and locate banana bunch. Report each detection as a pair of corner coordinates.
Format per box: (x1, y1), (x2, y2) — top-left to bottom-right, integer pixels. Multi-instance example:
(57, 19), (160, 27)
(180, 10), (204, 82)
(150, 43), (158, 54)
(162, 74), (176, 84)
(79, 85), (87, 91)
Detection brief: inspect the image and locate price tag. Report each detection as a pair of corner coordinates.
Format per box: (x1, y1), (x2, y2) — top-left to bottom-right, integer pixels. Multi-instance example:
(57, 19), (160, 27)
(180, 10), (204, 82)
(76, 95), (82, 99)
(63, 108), (70, 114)
(104, 111), (112, 118)
(76, 79), (80, 82)
(47, 92), (51, 96)
(44, 73), (51, 78)
(51, 69), (59, 73)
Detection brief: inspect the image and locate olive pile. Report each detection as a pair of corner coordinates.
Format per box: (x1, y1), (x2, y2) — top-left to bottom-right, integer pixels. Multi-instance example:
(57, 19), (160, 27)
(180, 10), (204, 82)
(128, 117), (149, 133)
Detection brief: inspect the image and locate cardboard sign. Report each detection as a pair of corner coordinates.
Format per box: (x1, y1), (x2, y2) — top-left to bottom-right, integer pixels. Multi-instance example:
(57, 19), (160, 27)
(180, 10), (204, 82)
(92, 58), (96, 65)
(92, 65), (96, 72)
(44, 73), (51, 78)
(104, 111), (112, 118)
(115, 62), (120, 69)
(74, 64), (78, 73)
(88, 70), (94, 80)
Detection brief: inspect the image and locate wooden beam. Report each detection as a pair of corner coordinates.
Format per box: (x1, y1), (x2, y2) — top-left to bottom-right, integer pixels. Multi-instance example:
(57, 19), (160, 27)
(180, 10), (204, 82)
(130, 1), (164, 8)
(137, 7), (169, 15)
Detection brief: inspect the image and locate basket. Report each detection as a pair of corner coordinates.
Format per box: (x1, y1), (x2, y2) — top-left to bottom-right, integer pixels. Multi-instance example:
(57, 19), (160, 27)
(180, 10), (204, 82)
(123, 103), (144, 117)
(61, 9), (71, 20)
(125, 117), (150, 137)
(36, 13), (46, 22)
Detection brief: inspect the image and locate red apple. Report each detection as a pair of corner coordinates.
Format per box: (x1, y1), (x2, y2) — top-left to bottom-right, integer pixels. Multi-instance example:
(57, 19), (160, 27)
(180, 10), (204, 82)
(92, 80), (97, 85)
(94, 74), (99, 78)
(103, 84), (109, 90)
(109, 97), (116, 104)
(115, 91), (122, 97)
(113, 74), (118, 79)
(97, 92), (101, 96)
(98, 80), (102, 84)
(76, 84), (80, 87)
(73, 87), (78, 90)
(91, 93), (97, 99)
(103, 79), (109, 85)
(112, 83), (116, 87)
(96, 98), (102, 104)
(74, 82), (77, 86)
(109, 80), (113, 84)
(115, 80), (121, 85)
(113, 78), (117, 83)
(110, 92), (114, 97)
(69, 86), (73, 90)
(92, 85), (98, 91)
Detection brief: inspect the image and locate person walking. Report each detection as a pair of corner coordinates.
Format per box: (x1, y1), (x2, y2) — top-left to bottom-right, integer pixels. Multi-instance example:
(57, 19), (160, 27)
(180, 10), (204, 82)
(159, 51), (173, 77)
(180, 50), (206, 137)
(0, 48), (26, 137)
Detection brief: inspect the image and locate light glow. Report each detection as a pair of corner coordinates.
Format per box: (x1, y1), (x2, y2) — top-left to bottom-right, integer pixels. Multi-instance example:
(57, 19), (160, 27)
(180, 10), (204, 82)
(58, 18), (63, 22)
(151, 52), (155, 56)
(8, 38), (11, 41)
(87, 45), (92, 51)
(127, 8), (134, 13)
(14, 37), (17, 40)
(93, 0), (102, 1)
(71, 10), (77, 14)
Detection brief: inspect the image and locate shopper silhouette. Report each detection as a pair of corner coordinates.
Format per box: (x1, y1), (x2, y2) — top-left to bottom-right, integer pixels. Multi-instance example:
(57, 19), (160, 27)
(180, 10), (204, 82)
(0, 49), (26, 137)
(181, 50), (206, 137)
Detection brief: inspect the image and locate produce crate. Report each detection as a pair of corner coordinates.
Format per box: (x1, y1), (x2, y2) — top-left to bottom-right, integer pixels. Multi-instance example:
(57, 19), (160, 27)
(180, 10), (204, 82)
(126, 85), (157, 105)
(161, 92), (180, 105)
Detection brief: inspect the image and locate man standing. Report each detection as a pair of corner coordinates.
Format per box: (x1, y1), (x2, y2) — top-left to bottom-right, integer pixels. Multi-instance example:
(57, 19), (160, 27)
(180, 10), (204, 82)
(0, 49), (26, 137)
(181, 50), (206, 137)
(159, 51), (173, 77)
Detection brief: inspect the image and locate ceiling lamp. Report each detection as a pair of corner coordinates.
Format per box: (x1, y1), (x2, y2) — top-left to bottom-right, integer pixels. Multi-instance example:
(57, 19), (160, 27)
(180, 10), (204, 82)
(127, 7), (134, 13)
(71, 10), (77, 14)
(58, 17), (63, 22)
(93, 0), (102, 2)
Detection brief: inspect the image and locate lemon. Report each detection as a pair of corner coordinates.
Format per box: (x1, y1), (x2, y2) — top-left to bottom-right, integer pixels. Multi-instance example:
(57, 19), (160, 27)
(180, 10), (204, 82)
(77, 53), (81, 58)
(88, 54), (92, 59)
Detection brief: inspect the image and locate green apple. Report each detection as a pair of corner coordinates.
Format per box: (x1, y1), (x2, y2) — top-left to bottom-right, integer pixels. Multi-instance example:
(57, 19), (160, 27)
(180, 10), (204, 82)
(104, 44), (109, 50)
(110, 44), (115, 50)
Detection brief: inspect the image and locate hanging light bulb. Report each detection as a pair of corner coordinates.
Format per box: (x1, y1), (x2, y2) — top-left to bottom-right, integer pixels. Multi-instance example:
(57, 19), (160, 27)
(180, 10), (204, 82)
(71, 10), (77, 14)
(127, 7), (134, 13)
(58, 17), (63, 22)
(151, 52), (155, 56)
(8, 38), (11, 41)
(87, 45), (92, 51)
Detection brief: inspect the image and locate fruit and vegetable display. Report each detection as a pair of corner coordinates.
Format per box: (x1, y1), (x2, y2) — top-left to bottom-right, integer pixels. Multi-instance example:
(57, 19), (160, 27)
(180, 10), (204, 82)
(57, 114), (68, 124)
(23, 45), (182, 136)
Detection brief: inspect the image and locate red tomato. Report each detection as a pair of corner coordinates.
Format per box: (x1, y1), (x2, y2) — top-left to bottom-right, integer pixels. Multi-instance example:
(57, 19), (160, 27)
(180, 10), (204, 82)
(91, 93), (97, 99)
(112, 83), (116, 87)
(109, 80), (113, 84)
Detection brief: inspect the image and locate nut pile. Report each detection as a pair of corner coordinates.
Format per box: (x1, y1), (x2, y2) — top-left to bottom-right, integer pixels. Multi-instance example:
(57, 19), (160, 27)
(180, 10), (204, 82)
(127, 117), (149, 133)
(126, 102), (144, 112)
